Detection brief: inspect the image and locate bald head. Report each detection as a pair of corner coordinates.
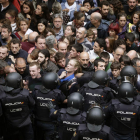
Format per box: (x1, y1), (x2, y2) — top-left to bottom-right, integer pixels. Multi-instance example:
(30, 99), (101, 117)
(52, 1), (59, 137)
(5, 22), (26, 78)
(127, 50), (137, 60)
(15, 58), (26, 74)
(79, 52), (90, 68)
(91, 12), (102, 22)
(58, 42), (67, 55)
(28, 32), (39, 43)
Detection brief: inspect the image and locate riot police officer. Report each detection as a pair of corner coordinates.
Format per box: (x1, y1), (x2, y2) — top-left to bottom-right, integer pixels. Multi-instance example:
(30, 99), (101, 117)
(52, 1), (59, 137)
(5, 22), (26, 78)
(46, 92), (86, 140)
(105, 82), (140, 140)
(0, 72), (35, 140)
(71, 104), (115, 140)
(80, 70), (114, 111)
(32, 72), (66, 140)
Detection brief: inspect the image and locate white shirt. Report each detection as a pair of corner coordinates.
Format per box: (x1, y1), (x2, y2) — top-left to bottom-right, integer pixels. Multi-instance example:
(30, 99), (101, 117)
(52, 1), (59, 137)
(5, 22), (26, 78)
(88, 49), (114, 61)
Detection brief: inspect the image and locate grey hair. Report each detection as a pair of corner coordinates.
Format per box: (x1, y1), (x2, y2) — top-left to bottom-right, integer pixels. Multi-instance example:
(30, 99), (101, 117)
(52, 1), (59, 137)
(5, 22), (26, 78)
(53, 14), (63, 20)
(45, 35), (56, 49)
(79, 27), (87, 34)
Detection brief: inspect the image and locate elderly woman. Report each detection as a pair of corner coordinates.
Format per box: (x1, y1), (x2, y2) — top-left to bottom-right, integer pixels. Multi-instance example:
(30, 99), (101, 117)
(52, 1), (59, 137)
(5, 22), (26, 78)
(61, 0), (81, 21)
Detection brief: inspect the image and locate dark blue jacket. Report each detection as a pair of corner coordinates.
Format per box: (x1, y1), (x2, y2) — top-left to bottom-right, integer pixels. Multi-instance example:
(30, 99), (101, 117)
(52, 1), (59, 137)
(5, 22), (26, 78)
(85, 19), (110, 39)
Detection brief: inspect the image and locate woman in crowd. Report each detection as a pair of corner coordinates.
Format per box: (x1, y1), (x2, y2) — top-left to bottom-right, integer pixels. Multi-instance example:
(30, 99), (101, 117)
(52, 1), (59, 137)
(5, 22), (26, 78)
(37, 18), (48, 36)
(61, 0), (81, 21)
(5, 10), (19, 33)
(117, 12), (129, 39)
(108, 22), (119, 40)
(64, 25), (76, 37)
(46, 28), (56, 37)
(105, 37), (115, 53)
(67, 11), (86, 29)
(128, 11), (140, 32)
(18, 1), (34, 20)
(15, 19), (33, 41)
(58, 59), (82, 97)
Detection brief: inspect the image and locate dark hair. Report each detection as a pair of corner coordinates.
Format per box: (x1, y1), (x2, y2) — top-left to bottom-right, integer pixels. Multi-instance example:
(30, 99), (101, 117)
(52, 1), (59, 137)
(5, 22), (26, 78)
(111, 61), (121, 70)
(131, 11), (140, 25)
(105, 37), (115, 53)
(21, 1), (34, 17)
(30, 49), (39, 60)
(10, 38), (20, 46)
(118, 12), (127, 20)
(100, 52), (110, 59)
(37, 18), (48, 36)
(136, 20), (140, 33)
(36, 3), (52, 23)
(132, 57), (140, 66)
(55, 52), (65, 62)
(83, 0), (94, 7)
(95, 38), (106, 50)
(46, 28), (55, 36)
(65, 25), (76, 37)
(35, 35), (45, 43)
(74, 11), (84, 20)
(2, 24), (12, 33)
(100, 0), (109, 8)
(72, 43), (83, 53)
(6, 9), (19, 26)
(119, 55), (132, 66)
(94, 58), (105, 67)
(125, 32), (135, 42)
(39, 49), (50, 59)
(114, 39), (126, 49)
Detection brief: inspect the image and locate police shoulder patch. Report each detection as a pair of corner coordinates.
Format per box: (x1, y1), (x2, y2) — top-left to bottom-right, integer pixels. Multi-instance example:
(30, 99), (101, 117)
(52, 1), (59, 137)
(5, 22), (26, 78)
(73, 131), (77, 137)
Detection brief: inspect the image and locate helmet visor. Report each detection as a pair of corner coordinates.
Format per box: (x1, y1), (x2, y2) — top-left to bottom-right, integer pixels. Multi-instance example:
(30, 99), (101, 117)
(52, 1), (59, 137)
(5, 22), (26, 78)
(87, 123), (102, 132)
(66, 107), (79, 115)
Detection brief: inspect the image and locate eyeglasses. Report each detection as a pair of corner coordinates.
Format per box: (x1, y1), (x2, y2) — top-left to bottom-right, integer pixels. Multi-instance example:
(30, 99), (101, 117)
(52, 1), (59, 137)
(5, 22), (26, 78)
(54, 21), (62, 23)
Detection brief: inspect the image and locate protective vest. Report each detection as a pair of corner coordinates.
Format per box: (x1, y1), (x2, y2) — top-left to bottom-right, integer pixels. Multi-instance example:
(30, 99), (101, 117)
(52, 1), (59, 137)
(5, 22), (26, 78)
(111, 99), (140, 134)
(78, 124), (110, 140)
(59, 108), (86, 140)
(82, 84), (112, 111)
(2, 89), (31, 128)
(34, 86), (61, 122)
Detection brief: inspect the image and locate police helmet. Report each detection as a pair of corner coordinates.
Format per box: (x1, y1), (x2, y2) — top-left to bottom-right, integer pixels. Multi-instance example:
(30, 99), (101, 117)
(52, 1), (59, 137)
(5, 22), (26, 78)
(87, 106), (104, 132)
(42, 72), (59, 90)
(118, 82), (135, 102)
(91, 70), (109, 86)
(5, 72), (22, 92)
(120, 66), (137, 78)
(66, 92), (84, 115)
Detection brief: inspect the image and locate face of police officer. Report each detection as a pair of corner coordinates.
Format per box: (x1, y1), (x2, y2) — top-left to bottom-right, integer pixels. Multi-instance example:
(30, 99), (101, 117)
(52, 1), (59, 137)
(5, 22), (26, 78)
(79, 52), (90, 68)
(95, 62), (105, 71)
(29, 65), (40, 79)
(0, 47), (8, 60)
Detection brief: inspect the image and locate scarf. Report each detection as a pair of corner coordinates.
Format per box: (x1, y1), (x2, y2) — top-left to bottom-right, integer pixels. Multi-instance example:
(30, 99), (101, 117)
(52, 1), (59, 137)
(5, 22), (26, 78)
(60, 74), (75, 83)
(73, 19), (84, 29)
(65, 2), (76, 15)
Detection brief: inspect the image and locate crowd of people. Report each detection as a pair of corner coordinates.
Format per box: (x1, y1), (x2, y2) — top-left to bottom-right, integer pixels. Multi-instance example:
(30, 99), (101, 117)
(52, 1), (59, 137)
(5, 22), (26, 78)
(0, 0), (140, 139)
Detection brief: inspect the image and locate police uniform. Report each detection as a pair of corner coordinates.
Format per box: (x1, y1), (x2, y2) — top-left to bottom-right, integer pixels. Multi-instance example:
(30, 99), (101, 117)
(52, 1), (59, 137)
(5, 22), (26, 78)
(80, 83), (114, 111)
(49, 108), (86, 140)
(33, 85), (66, 140)
(0, 88), (35, 140)
(105, 98), (140, 140)
(71, 124), (114, 140)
